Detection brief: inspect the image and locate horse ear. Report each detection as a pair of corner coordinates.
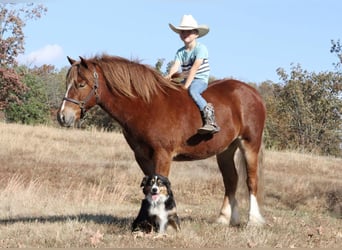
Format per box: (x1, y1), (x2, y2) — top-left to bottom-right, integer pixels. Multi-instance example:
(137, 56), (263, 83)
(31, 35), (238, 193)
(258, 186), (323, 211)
(79, 56), (88, 69)
(67, 56), (76, 65)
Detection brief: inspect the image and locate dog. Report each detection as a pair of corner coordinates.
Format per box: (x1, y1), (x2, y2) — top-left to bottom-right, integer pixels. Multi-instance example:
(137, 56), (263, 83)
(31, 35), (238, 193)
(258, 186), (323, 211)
(132, 174), (180, 234)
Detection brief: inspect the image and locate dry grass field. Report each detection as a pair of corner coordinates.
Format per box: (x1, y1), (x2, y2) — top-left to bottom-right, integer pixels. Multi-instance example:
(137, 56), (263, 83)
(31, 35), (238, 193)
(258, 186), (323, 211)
(0, 122), (341, 248)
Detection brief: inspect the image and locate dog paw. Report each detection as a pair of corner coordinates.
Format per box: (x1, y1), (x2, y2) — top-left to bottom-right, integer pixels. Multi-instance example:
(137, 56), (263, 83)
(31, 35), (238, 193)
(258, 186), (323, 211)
(153, 233), (168, 239)
(132, 231), (145, 239)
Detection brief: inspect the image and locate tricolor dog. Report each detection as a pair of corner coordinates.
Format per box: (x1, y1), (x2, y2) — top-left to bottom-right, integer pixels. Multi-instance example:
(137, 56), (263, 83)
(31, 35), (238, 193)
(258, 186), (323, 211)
(132, 174), (180, 234)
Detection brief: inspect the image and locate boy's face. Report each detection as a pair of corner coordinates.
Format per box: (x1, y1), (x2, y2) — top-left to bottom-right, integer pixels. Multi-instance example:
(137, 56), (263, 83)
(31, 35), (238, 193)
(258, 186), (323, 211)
(179, 29), (199, 43)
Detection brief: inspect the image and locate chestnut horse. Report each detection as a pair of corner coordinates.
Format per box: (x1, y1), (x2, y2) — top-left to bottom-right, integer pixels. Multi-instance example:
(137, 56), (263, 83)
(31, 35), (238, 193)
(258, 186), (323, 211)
(57, 54), (266, 226)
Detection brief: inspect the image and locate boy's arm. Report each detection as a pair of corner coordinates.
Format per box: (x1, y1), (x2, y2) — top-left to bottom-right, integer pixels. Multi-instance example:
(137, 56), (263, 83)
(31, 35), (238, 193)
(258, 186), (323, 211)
(166, 60), (181, 80)
(183, 58), (203, 89)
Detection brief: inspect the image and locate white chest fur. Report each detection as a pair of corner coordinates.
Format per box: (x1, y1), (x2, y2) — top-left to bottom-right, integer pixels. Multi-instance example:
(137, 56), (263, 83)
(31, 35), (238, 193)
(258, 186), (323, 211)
(149, 202), (168, 233)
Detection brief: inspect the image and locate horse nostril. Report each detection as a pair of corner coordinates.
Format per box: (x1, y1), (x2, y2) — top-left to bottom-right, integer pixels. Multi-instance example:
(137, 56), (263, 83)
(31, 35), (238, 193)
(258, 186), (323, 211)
(57, 112), (66, 125)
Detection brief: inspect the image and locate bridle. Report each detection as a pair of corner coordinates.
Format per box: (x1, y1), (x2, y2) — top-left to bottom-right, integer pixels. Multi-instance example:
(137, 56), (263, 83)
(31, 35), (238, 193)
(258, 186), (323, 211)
(63, 71), (99, 118)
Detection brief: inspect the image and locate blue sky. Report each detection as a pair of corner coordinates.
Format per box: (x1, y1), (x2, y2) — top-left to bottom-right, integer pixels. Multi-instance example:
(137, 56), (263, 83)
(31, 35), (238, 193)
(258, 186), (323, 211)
(11, 0), (342, 83)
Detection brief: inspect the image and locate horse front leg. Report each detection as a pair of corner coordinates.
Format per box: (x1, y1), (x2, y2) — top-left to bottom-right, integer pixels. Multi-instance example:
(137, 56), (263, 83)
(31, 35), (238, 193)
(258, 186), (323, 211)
(153, 148), (172, 177)
(135, 155), (155, 176)
(123, 131), (156, 176)
(134, 146), (172, 177)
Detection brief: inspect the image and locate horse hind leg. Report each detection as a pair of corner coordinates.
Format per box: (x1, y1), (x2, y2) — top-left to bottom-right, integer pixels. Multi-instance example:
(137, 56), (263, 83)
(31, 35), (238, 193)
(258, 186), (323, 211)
(240, 140), (265, 226)
(216, 142), (240, 226)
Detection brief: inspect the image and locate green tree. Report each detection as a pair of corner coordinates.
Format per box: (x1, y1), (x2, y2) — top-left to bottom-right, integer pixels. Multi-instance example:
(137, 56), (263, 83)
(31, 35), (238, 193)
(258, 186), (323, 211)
(5, 67), (50, 125)
(257, 80), (282, 149)
(30, 65), (68, 109)
(155, 58), (165, 75)
(266, 64), (341, 156)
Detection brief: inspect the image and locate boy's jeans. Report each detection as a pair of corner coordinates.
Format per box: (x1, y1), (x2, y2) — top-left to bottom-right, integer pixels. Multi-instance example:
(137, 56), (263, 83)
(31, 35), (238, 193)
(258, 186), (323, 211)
(188, 78), (208, 111)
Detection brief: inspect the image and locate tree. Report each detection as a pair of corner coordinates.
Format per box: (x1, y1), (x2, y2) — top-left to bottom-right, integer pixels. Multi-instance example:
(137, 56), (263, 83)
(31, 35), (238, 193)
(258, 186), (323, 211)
(154, 58), (165, 75)
(263, 64), (341, 156)
(0, 67), (26, 110)
(0, 3), (46, 111)
(30, 64), (67, 109)
(5, 66), (50, 125)
(0, 3), (47, 67)
(330, 39), (342, 70)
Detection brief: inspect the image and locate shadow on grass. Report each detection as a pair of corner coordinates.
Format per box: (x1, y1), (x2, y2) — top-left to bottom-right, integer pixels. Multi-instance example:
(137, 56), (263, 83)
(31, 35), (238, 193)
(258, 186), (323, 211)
(0, 213), (210, 228)
(0, 213), (130, 228)
(266, 188), (341, 219)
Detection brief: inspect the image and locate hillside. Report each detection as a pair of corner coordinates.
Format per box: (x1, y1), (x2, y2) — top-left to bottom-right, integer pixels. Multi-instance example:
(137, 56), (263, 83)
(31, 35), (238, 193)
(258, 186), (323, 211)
(0, 122), (341, 248)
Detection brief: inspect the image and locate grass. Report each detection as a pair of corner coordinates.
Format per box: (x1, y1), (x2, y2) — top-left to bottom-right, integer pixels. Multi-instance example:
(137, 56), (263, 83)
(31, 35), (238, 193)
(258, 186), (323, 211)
(0, 122), (341, 247)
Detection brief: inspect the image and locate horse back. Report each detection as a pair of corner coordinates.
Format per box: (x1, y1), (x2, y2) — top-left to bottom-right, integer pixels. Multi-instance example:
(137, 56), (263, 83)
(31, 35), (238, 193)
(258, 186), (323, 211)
(205, 79), (266, 124)
(161, 78), (266, 137)
(202, 79), (266, 145)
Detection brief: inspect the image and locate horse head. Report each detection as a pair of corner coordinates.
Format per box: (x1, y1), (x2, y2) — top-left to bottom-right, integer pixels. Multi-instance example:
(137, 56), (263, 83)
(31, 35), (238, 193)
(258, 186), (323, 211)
(57, 56), (100, 127)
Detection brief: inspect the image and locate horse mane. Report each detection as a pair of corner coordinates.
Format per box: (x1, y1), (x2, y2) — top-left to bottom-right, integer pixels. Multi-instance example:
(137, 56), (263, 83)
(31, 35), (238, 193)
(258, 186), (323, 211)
(88, 54), (179, 102)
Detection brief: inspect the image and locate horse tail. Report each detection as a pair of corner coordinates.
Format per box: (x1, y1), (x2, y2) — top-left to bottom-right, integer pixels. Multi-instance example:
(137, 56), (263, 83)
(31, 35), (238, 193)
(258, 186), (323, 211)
(235, 140), (265, 206)
(257, 141), (265, 205)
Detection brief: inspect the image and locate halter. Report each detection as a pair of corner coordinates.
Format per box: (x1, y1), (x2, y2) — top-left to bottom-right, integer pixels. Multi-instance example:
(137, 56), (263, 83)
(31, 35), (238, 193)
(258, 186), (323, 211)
(63, 71), (99, 118)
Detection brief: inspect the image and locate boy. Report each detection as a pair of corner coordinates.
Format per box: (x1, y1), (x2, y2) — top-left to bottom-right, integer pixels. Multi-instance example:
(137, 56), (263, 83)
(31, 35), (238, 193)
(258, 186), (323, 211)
(166, 15), (220, 134)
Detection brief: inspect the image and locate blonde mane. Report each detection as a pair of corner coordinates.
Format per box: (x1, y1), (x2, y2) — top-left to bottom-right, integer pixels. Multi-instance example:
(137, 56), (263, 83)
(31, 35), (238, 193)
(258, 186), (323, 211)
(87, 54), (179, 102)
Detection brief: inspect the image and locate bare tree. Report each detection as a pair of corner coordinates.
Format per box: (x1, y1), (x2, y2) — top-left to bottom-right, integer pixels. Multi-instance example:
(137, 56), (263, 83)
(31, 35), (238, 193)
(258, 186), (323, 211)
(0, 3), (46, 67)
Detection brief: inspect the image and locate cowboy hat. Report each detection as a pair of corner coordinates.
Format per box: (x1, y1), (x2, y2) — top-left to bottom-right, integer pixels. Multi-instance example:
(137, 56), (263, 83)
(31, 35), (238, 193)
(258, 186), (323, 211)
(169, 15), (209, 38)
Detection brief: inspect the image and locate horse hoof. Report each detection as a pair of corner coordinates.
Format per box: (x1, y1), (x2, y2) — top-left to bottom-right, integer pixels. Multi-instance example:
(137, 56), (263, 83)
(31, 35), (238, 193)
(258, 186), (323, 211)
(248, 215), (265, 226)
(216, 215), (230, 225)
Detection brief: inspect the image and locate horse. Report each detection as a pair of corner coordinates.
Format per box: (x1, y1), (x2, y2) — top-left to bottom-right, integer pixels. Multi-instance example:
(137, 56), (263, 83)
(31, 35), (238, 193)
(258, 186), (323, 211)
(57, 54), (266, 226)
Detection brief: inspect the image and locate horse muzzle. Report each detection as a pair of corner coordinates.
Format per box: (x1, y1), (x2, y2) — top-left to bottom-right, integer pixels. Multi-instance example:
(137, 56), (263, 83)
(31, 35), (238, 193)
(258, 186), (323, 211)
(57, 110), (77, 127)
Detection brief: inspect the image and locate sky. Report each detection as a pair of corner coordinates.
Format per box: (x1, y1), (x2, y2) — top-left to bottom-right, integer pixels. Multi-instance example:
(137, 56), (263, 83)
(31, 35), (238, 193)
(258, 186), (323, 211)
(6, 0), (342, 83)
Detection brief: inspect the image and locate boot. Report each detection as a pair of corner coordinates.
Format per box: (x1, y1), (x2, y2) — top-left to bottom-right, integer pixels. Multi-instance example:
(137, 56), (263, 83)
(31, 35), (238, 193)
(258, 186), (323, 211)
(198, 103), (220, 134)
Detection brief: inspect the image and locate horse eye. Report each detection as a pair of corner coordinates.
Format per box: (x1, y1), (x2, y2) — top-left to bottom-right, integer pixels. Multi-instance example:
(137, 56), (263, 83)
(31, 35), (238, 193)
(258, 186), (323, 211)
(78, 82), (86, 88)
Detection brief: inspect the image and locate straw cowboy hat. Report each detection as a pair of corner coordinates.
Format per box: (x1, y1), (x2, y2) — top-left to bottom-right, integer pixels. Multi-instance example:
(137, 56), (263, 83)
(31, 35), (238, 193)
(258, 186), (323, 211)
(169, 15), (209, 38)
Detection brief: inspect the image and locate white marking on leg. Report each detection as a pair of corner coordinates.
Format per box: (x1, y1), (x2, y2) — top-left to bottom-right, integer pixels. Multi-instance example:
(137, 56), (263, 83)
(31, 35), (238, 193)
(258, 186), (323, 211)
(217, 205), (230, 224)
(158, 214), (168, 234)
(249, 194), (265, 225)
(230, 197), (240, 226)
(217, 195), (240, 226)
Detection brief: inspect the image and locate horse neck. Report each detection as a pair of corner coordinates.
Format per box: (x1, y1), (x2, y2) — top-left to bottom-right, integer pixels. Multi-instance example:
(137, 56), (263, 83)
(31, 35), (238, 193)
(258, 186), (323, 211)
(97, 84), (149, 126)
(96, 78), (189, 131)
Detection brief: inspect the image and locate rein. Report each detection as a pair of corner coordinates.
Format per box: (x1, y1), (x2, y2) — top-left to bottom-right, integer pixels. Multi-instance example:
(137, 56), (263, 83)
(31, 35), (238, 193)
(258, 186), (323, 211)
(63, 71), (99, 118)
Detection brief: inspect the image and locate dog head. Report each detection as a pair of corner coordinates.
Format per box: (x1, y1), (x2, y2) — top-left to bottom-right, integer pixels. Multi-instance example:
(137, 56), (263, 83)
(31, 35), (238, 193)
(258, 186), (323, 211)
(140, 174), (171, 203)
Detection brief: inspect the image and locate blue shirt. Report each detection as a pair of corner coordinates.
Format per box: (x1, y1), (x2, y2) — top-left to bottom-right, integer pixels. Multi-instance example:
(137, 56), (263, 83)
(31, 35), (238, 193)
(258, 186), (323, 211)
(174, 42), (210, 83)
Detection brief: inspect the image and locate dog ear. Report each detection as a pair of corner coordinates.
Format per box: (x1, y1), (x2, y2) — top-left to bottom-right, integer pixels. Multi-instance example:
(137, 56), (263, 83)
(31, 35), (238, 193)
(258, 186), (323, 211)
(163, 176), (173, 195)
(140, 176), (149, 188)
(165, 177), (171, 188)
(159, 175), (170, 187)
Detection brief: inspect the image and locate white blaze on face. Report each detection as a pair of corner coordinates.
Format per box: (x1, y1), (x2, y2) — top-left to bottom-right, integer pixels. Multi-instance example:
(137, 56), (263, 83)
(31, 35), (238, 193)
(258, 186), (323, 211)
(60, 83), (73, 112)
(151, 180), (160, 200)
